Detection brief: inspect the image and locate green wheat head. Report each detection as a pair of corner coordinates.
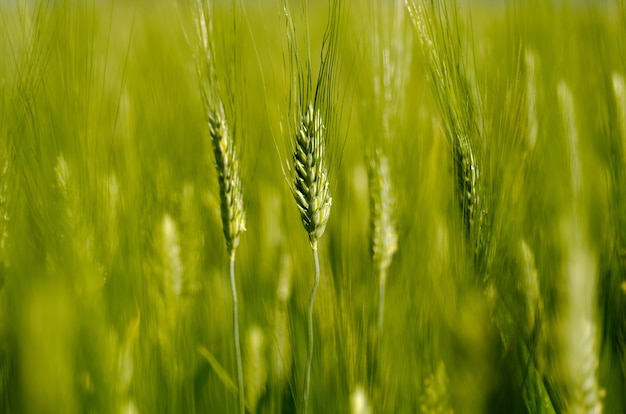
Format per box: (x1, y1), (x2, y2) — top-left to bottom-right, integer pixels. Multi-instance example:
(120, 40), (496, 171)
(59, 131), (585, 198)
(208, 102), (246, 256)
(292, 103), (332, 250)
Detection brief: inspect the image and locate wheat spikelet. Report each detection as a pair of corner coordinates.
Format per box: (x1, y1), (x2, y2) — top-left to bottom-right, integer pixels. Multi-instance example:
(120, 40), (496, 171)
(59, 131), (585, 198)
(208, 102), (246, 257)
(292, 103), (332, 250)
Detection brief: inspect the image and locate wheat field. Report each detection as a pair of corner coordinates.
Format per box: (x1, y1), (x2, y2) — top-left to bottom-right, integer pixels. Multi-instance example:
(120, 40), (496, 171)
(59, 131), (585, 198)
(0, 0), (625, 413)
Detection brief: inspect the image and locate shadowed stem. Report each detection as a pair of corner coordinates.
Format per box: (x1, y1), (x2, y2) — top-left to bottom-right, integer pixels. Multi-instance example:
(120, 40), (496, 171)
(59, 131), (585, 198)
(229, 251), (245, 414)
(304, 245), (321, 414)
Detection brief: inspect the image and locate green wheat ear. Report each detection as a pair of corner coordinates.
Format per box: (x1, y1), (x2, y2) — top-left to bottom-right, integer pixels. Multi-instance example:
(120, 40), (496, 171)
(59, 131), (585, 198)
(292, 103), (332, 250)
(208, 102), (246, 257)
(368, 149), (398, 281)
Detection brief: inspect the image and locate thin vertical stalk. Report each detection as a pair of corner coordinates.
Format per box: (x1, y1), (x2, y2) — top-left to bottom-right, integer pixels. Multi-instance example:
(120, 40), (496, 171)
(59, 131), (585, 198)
(377, 267), (387, 335)
(230, 252), (245, 414)
(304, 246), (321, 414)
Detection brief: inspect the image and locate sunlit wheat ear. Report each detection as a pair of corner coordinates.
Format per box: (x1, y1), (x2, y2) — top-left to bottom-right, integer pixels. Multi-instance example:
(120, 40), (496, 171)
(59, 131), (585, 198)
(208, 102), (246, 257)
(292, 103), (332, 250)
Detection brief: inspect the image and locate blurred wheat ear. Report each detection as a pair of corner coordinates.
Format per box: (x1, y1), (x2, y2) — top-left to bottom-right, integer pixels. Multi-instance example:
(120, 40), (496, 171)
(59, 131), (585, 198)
(367, 149), (397, 334)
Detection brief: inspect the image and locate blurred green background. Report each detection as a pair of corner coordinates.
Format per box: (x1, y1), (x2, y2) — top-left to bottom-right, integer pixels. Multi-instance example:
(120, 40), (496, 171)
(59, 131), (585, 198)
(0, 0), (625, 413)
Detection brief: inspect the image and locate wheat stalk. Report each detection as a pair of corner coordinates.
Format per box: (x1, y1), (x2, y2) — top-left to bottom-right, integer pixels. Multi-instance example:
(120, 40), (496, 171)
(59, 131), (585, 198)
(207, 101), (247, 414)
(291, 102), (332, 414)
(202, 53), (247, 414)
(191, 0), (247, 410)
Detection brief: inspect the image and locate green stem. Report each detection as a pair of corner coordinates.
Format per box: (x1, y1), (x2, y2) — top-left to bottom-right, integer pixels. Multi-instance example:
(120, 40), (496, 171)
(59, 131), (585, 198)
(377, 267), (387, 335)
(373, 267), (387, 411)
(304, 246), (320, 414)
(229, 252), (245, 414)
